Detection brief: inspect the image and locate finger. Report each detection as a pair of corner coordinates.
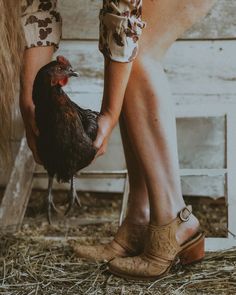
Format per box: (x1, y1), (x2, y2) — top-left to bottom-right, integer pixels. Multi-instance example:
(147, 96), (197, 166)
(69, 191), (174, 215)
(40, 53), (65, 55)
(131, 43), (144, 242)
(94, 149), (104, 159)
(31, 121), (39, 136)
(29, 115), (39, 136)
(27, 107), (39, 136)
(31, 144), (43, 165)
(33, 152), (43, 165)
(26, 131), (42, 165)
(93, 133), (105, 150)
(94, 142), (107, 159)
(31, 146), (43, 165)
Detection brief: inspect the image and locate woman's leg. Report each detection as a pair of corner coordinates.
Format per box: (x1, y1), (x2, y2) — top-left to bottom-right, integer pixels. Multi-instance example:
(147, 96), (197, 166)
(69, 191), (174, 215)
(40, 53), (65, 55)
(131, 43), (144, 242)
(105, 114), (150, 255)
(108, 0), (216, 278)
(119, 113), (149, 225)
(112, 0), (215, 232)
(121, 0), (216, 242)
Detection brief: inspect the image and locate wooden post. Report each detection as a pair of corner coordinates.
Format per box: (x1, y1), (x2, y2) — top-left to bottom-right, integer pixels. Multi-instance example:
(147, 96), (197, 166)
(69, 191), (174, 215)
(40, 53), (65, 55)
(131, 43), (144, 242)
(0, 137), (35, 232)
(119, 173), (129, 225)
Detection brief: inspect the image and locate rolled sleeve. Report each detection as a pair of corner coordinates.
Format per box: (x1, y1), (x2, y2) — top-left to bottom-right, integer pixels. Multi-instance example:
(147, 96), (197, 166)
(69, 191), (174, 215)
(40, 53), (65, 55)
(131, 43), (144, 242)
(99, 0), (145, 62)
(21, 0), (62, 51)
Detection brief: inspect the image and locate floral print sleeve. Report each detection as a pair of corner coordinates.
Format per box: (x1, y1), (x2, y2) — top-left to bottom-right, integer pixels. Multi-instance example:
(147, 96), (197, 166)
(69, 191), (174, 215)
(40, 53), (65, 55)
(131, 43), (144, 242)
(21, 0), (62, 50)
(99, 0), (145, 63)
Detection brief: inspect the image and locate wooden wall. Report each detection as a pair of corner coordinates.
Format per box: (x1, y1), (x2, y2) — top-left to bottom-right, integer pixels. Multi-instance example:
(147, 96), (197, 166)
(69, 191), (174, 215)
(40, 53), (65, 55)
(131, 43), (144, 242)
(1, 0), (236, 198)
(58, 0), (236, 40)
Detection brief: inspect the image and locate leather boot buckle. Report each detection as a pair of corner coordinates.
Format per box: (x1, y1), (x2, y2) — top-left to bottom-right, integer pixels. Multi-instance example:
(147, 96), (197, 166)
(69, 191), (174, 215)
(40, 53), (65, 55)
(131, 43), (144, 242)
(179, 207), (191, 222)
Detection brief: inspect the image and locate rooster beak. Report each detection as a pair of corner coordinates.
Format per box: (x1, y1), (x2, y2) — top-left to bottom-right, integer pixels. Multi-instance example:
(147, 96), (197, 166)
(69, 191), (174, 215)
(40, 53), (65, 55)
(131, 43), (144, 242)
(69, 70), (79, 77)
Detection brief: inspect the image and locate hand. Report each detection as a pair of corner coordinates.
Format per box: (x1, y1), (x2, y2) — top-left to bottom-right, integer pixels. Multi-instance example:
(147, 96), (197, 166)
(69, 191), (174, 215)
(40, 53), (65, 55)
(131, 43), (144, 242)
(93, 113), (115, 158)
(20, 104), (42, 164)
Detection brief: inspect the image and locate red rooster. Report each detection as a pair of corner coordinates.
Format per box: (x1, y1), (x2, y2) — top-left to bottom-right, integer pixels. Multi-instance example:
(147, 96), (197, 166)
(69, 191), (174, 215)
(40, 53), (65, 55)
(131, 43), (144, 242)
(33, 56), (99, 223)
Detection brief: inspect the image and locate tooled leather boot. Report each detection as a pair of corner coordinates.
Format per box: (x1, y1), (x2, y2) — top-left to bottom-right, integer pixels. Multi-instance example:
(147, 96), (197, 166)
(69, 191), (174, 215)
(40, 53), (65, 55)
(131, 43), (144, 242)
(69, 220), (148, 262)
(109, 206), (205, 280)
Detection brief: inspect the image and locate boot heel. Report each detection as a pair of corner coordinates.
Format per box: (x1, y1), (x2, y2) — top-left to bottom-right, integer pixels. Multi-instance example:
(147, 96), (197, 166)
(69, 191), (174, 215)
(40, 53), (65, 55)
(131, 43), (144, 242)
(179, 234), (205, 265)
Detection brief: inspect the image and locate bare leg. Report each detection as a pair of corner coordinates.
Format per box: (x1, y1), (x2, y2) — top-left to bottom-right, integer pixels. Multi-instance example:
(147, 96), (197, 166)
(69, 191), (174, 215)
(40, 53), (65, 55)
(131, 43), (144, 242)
(119, 114), (149, 224)
(108, 0), (216, 277)
(71, 0), (216, 262)
(122, 0), (216, 243)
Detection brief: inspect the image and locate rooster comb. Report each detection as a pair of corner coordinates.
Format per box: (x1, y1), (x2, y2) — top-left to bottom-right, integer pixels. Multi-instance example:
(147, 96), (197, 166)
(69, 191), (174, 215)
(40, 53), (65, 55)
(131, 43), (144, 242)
(56, 55), (70, 65)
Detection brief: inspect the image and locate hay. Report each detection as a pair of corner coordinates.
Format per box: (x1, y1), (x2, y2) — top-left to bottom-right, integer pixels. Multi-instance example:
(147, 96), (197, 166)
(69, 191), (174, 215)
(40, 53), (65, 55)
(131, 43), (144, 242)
(0, 233), (235, 295)
(0, 191), (233, 294)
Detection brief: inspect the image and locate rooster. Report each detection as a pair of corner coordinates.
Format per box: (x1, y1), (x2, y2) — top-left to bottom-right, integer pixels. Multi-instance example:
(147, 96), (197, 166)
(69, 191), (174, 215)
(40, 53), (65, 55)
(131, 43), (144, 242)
(33, 56), (99, 223)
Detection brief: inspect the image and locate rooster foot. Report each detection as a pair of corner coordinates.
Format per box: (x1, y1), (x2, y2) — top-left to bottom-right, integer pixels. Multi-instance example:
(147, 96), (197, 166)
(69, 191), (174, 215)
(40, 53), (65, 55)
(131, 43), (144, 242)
(47, 176), (60, 224)
(65, 177), (81, 215)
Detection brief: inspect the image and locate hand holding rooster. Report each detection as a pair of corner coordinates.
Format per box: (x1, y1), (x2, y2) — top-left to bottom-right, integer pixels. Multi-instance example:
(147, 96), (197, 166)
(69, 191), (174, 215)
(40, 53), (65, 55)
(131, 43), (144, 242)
(93, 59), (133, 158)
(20, 104), (42, 164)
(20, 46), (55, 165)
(93, 113), (114, 158)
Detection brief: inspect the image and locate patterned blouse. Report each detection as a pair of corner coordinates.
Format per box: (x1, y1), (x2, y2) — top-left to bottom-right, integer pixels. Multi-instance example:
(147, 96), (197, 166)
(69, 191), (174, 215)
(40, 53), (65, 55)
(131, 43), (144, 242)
(21, 0), (145, 62)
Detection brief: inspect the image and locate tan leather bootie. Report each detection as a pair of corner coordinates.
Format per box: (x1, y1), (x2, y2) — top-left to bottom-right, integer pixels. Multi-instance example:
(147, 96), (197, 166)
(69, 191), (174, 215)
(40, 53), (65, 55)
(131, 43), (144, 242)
(109, 206), (205, 280)
(69, 220), (147, 262)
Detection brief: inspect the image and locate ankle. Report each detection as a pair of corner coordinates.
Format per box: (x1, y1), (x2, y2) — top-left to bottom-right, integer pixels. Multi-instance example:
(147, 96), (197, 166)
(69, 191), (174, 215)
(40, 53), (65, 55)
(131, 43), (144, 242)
(176, 213), (200, 245)
(125, 208), (150, 225)
(149, 203), (188, 226)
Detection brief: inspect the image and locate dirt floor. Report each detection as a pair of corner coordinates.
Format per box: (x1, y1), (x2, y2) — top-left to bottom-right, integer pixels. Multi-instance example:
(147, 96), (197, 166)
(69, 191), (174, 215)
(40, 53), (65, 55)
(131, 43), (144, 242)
(0, 189), (235, 295)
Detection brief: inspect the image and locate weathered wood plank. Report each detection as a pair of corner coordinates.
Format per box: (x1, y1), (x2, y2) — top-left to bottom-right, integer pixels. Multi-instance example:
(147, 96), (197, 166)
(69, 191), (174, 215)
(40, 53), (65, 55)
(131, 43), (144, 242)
(181, 175), (225, 198)
(177, 117), (225, 169)
(226, 110), (236, 239)
(57, 40), (236, 98)
(0, 138), (35, 232)
(182, 0), (236, 40)
(205, 238), (236, 251)
(58, 0), (236, 40)
(31, 169), (225, 198)
(58, 0), (101, 40)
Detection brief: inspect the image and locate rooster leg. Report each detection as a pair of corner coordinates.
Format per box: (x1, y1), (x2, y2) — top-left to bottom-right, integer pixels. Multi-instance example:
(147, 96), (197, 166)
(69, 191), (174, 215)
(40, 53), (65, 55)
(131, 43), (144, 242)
(65, 177), (81, 215)
(47, 176), (60, 224)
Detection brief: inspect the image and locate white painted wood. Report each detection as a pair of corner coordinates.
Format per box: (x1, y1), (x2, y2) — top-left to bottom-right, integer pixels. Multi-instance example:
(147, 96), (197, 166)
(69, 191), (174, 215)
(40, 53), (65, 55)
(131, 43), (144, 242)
(119, 174), (129, 225)
(177, 116), (225, 169)
(176, 104), (232, 117)
(181, 175), (225, 198)
(164, 41), (236, 97)
(34, 169), (128, 178)
(33, 177), (126, 193)
(31, 174), (226, 198)
(58, 0), (236, 40)
(180, 169), (226, 176)
(206, 238), (236, 252)
(225, 110), (236, 238)
(56, 40), (236, 99)
(0, 138), (35, 232)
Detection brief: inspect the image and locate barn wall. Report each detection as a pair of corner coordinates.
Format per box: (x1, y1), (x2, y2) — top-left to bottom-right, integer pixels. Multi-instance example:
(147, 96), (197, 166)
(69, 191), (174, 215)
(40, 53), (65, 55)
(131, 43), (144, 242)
(58, 0), (236, 40)
(1, 0), (236, 197)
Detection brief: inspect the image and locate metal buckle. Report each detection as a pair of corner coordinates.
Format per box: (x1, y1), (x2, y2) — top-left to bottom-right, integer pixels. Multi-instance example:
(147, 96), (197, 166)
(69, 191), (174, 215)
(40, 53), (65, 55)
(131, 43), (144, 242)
(179, 208), (191, 222)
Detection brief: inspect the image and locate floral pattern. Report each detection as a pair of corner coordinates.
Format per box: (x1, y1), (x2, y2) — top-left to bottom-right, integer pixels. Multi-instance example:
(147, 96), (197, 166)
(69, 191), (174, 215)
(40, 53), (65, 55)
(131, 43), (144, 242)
(21, 0), (62, 50)
(21, 0), (145, 62)
(99, 0), (145, 62)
